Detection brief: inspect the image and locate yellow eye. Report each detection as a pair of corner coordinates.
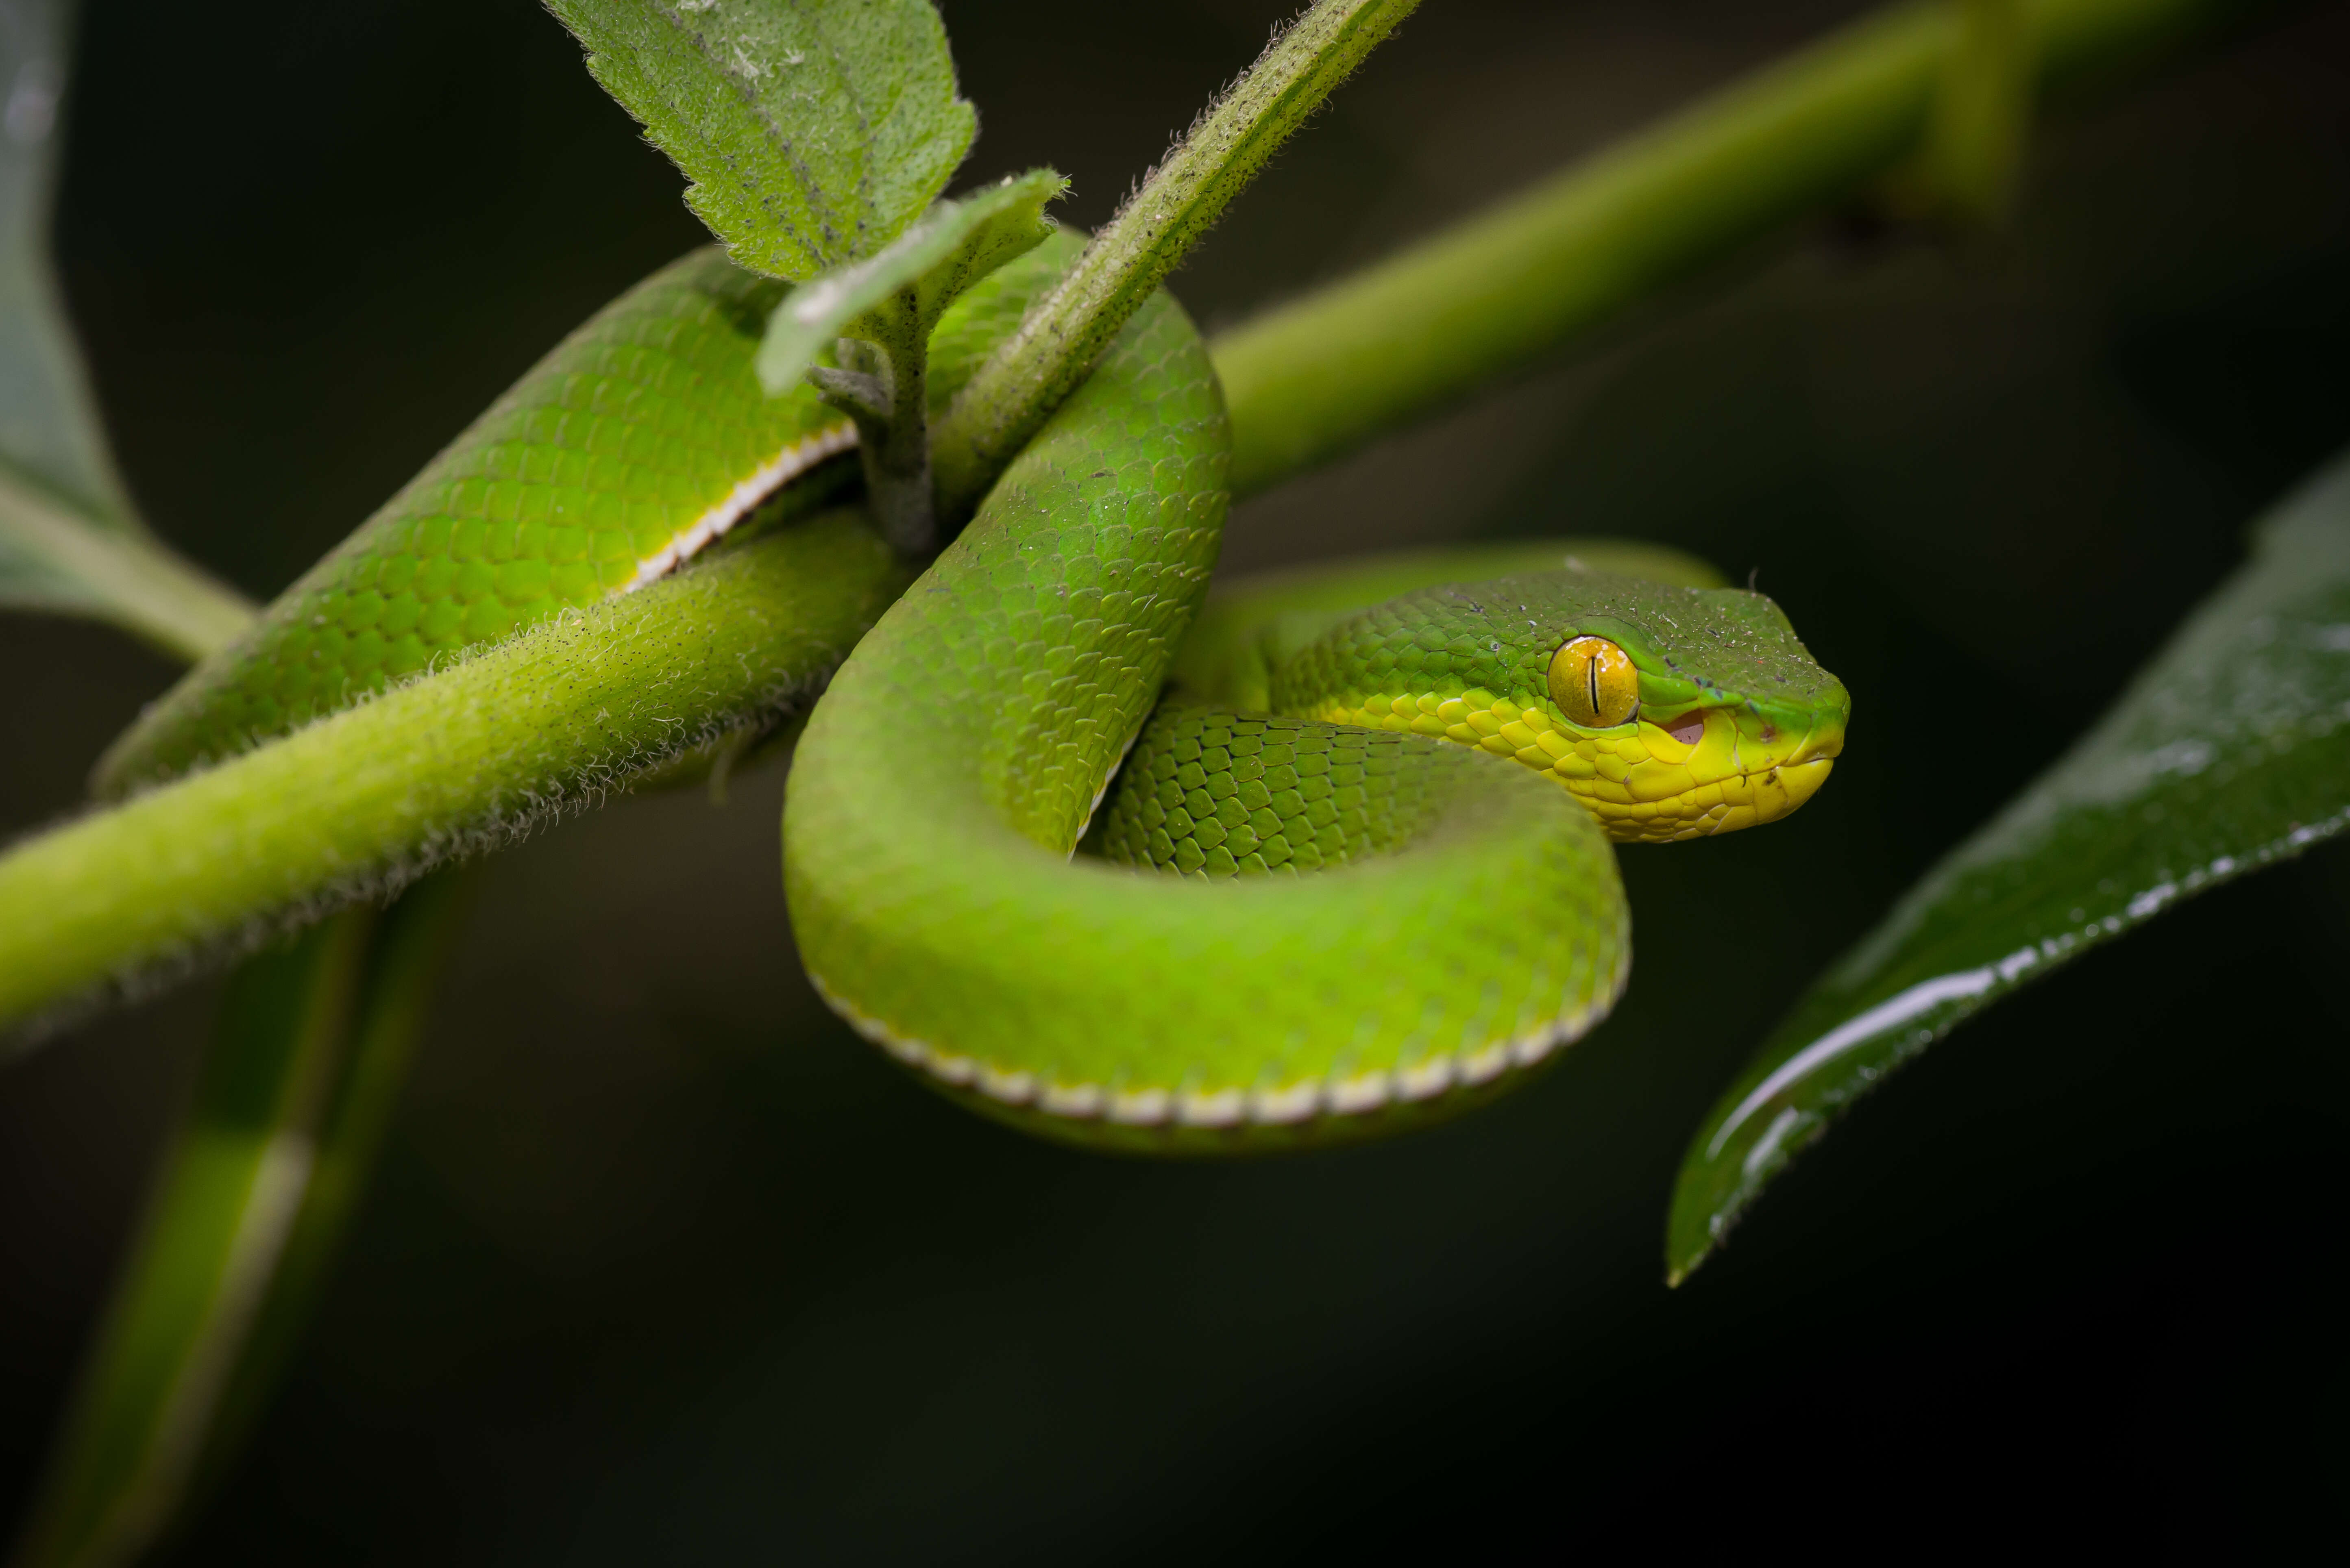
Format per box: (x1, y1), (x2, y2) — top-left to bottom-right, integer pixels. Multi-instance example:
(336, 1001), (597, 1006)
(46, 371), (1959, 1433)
(1548, 635), (1640, 728)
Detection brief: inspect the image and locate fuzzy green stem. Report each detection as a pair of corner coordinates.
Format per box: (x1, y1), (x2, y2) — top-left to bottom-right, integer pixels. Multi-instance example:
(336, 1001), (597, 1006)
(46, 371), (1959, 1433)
(0, 513), (913, 1036)
(930, 0), (1421, 518)
(811, 292), (935, 554)
(1209, 0), (2248, 496)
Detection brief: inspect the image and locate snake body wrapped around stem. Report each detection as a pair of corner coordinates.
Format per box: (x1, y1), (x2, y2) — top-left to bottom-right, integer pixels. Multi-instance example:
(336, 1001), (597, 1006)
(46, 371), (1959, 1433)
(91, 242), (1848, 1151)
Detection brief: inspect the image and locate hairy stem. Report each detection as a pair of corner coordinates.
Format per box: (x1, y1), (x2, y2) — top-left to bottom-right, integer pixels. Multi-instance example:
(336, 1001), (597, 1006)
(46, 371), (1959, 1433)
(0, 514), (913, 1037)
(1209, 0), (2248, 495)
(930, 0), (1420, 518)
(810, 291), (935, 554)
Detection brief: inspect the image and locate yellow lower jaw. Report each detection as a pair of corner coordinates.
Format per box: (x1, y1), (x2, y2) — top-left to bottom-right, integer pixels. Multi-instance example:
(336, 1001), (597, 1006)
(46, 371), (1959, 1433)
(1310, 690), (1839, 844)
(1576, 756), (1834, 842)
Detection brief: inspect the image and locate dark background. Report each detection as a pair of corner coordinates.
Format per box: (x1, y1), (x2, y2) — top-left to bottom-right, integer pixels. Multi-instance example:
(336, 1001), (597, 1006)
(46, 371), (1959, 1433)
(3, 0), (2348, 1557)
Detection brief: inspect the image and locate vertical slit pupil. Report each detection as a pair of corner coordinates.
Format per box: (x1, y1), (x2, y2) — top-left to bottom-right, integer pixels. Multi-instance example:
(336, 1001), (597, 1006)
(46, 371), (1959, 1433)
(1586, 654), (1600, 718)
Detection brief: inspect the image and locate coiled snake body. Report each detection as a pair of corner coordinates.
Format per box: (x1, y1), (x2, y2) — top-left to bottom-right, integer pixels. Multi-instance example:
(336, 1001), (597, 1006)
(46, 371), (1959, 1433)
(102, 243), (1849, 1153)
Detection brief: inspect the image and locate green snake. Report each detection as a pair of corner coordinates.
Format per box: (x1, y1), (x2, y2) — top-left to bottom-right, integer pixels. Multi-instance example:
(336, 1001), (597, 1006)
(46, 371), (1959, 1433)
(98, 238), (1849, 1153)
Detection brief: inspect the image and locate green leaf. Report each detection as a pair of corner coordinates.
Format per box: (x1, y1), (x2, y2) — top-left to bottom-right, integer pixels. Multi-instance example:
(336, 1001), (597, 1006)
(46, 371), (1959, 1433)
(545, 0), (977, 281)
(754, 168), (1064, 395)
(1667, 449), (2350, 1283)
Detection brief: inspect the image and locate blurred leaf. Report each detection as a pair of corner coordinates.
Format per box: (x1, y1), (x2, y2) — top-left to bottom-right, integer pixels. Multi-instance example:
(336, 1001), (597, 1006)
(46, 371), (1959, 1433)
(754, 168), (1063, 395)
(11, 875), (469, 1568)
(0, 0), (250, 658)
(546, 0), (976, 282)
(1669, 446), (2350, 1283)
(0, 465), (252, 660)
(0, 0), (128, 523)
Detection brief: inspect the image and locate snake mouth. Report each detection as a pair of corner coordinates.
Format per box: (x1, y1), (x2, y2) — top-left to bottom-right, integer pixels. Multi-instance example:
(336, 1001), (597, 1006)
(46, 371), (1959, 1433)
(1772, 718), (1845, 771)
(1734, 753), (1834, 827)
(1568, 709), (1845, 842)
(1694, 713), (1842, 835)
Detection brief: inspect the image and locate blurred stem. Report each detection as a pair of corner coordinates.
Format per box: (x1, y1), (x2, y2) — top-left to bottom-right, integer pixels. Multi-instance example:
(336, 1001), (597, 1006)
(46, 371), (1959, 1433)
(10, 872), (471, 1568)
(1922, 0), (2035, 224)
(0, 468), (254, 662)
(1208, 0), (2250, 496)
(932, 0), (1420, 519)
(179, 870), (471, 1522)
(15, 910), (370, 1568)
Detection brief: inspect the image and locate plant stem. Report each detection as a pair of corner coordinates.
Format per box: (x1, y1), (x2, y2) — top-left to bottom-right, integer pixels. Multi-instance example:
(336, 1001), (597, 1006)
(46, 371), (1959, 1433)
(0, 513), (913, 1037)
(183, 869), (472, 1526)
(930, 0), (1421, 519)
(810, 291), (935, 554)
(11, 907), (376, 1568)
(1208, 0), (2249, 496)
(1921, 0), (2034, 226)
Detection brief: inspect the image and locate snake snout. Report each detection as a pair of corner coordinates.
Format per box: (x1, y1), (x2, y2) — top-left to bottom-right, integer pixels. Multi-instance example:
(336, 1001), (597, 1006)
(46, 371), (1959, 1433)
(1782, 714), (1846, 768)
(1729, 707), (1846, 828)
(1762, 755), (1834, 820)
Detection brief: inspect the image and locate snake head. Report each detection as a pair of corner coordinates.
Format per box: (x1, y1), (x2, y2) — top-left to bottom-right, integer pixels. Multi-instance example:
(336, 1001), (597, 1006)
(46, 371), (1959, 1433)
(1277, 567), (1851, 844)
(1544, 593), (1850, 842)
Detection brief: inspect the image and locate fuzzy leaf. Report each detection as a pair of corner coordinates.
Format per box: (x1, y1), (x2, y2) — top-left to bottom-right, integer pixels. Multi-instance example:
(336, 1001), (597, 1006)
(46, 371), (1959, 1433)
(546, 0), (976, 281)
(755, 168), (1064, 394)
(1668, 448), (2350, 1283)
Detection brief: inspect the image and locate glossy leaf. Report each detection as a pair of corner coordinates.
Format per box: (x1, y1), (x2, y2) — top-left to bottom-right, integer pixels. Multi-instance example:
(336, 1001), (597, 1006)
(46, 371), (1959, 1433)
(545, 0), (976, 282)
(1669, 447), (2350, 1283)
(754, 168), (1064, 395)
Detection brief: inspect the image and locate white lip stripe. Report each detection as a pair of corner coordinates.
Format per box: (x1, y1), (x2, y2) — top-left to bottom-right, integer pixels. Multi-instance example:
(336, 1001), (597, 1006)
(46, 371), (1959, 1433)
(621, 420), (859, 594)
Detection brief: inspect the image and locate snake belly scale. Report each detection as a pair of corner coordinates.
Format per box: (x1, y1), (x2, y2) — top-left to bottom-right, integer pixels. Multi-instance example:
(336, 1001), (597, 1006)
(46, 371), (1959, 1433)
(98, 241), (1849, 1155)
